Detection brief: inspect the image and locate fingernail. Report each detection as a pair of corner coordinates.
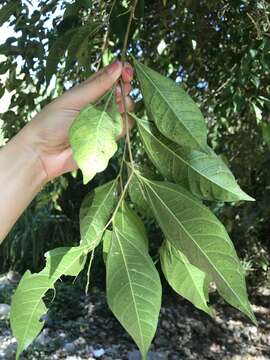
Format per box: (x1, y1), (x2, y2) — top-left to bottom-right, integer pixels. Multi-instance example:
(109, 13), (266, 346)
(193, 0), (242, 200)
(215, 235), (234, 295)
(124, 64), (133, 78)
(107, 60), (121, 75)
(116, 85), (121, 97)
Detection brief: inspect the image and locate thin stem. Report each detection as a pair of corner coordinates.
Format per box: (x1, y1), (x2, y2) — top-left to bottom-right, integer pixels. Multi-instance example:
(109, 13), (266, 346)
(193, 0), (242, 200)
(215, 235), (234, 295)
(111, 171), (134, 220)
(119, 0), (138, 174)
(120, 79), (134, 169)
(85, 249), (95, 294)
(119, 141), (127, 192)
(90, 171), (134, 244)
(82, 0), (137, 285)
(121, 0), (138, 63)
(96, 0), (118, 71)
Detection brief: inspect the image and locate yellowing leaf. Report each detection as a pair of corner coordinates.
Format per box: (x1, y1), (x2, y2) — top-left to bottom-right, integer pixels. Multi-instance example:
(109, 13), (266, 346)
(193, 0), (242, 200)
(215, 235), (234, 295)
(69, 97), (118, 184)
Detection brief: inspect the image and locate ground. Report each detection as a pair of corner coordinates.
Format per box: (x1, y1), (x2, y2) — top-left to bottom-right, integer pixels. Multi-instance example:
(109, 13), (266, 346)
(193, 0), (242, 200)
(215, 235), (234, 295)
(0, 272), (269, 360)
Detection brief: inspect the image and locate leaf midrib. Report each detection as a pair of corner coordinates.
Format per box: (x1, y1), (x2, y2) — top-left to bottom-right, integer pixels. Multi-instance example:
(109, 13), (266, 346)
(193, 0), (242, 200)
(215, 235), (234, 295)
(93, 96), (114, 164)
(113, 228), (145, 353)
(143, 179), (249, 315)
(135, 61), (205, 151)
(82, 180), (115, 245)
(138, 119), (242, 199)
(176, 250), (207, 301)
(17, 246), (88, 355)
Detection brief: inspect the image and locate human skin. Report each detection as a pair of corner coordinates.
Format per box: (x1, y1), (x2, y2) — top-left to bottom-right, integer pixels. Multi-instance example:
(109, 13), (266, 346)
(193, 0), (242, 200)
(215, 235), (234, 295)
(0, 60), (134, 243)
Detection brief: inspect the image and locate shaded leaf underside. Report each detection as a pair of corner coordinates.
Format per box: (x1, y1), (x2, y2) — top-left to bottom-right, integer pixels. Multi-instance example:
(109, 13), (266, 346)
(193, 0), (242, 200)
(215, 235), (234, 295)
(106, 205), (161, 359)
(134, 60), (208, 152)
(135, 115), (253, 202)
(139, 177), (256, 323)
(79, 180), (118, 246)
(10, 246), (88, 359)
(160, 240), (213, 316)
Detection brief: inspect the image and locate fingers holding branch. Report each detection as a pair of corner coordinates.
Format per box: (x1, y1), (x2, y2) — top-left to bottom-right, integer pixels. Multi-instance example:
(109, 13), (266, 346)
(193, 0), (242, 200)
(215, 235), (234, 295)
(116, 62), (134, 138)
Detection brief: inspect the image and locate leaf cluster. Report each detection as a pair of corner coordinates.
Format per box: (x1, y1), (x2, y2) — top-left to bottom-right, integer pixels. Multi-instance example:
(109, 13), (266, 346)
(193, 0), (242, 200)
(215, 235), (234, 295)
(0, 0), (269, 358)
(10, 59), (256, 359)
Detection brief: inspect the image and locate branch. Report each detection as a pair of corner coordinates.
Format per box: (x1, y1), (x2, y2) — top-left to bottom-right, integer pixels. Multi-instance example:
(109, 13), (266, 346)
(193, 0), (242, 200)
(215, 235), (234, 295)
(121, 0), (138, 63)
(119, 0), (138, 171)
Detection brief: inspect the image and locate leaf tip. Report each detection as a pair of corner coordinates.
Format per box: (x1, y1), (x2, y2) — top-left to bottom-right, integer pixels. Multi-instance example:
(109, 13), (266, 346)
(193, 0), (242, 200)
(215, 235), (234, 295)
(240, 192), (255, 202)
(248, 308), (258, 326)
(207, 306), (216, 318)
(82, 172), (93, 185)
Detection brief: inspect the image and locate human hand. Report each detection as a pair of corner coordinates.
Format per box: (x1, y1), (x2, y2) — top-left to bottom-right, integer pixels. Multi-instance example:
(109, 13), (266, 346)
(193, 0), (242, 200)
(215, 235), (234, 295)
(20, 60), (134, 182)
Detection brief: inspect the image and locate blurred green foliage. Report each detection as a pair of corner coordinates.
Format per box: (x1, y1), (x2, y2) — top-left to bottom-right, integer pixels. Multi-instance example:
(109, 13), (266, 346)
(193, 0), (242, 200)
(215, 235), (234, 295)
(0, 0), (269, 286)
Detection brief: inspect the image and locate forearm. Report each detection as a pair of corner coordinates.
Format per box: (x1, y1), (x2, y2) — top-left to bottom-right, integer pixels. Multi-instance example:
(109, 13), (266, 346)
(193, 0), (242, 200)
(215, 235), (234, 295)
(0, 130), (47, 243)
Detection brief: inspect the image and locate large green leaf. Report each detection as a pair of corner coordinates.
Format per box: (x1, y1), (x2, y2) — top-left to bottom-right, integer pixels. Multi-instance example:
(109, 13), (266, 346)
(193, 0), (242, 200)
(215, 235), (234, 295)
(138, 176), (256, 323)
(160, 241), (213, 316)
(106, 204), (161, 359)
(10, 246), (88, 359)
(69, 93), (118, 184)
(134, 115), (253, 202)
(134, 60), (208, 152)
(79, 180), (118, 246)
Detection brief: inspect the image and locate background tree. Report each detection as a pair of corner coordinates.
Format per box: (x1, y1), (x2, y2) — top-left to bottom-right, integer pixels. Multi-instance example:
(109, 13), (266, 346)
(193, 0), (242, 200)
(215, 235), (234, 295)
(0, 0), (269, 285)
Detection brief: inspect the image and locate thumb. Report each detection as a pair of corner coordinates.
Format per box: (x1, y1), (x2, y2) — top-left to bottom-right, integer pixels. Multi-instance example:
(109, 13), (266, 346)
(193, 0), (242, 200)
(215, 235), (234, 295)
(55, 61), (123, 109)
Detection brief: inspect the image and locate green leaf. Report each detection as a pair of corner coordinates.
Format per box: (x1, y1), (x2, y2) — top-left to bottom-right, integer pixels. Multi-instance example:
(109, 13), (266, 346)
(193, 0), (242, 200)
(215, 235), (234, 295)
(76, 37), (90, 68)
(128, 174), (152, 217)
(134, 115), (254, 202)
(0, 1), (19, 26)
(64, 0), (92, 18)
(134, 60), (208, 152)
(69, 94), (118, 184)
(110, 3), (134, 48)
(46, 28), (77, 82)
(66, 23), (101, 70)
(0, 83), (5, 99)
(10, 246), (88, 359)
(107, 204), (161, 359)
(160, 241), (213, 316)
(108, 91), (123, 138)
(139, 0), (145, 17)
(261, 122), (270, 149)
(252, 102), (262, 123)
(138, 176), (256, 323)
(0, 60), (10, 75)
(128, 164), (158, 217)
(102, 230), (112, 264)
(79, 180), (118, 246)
